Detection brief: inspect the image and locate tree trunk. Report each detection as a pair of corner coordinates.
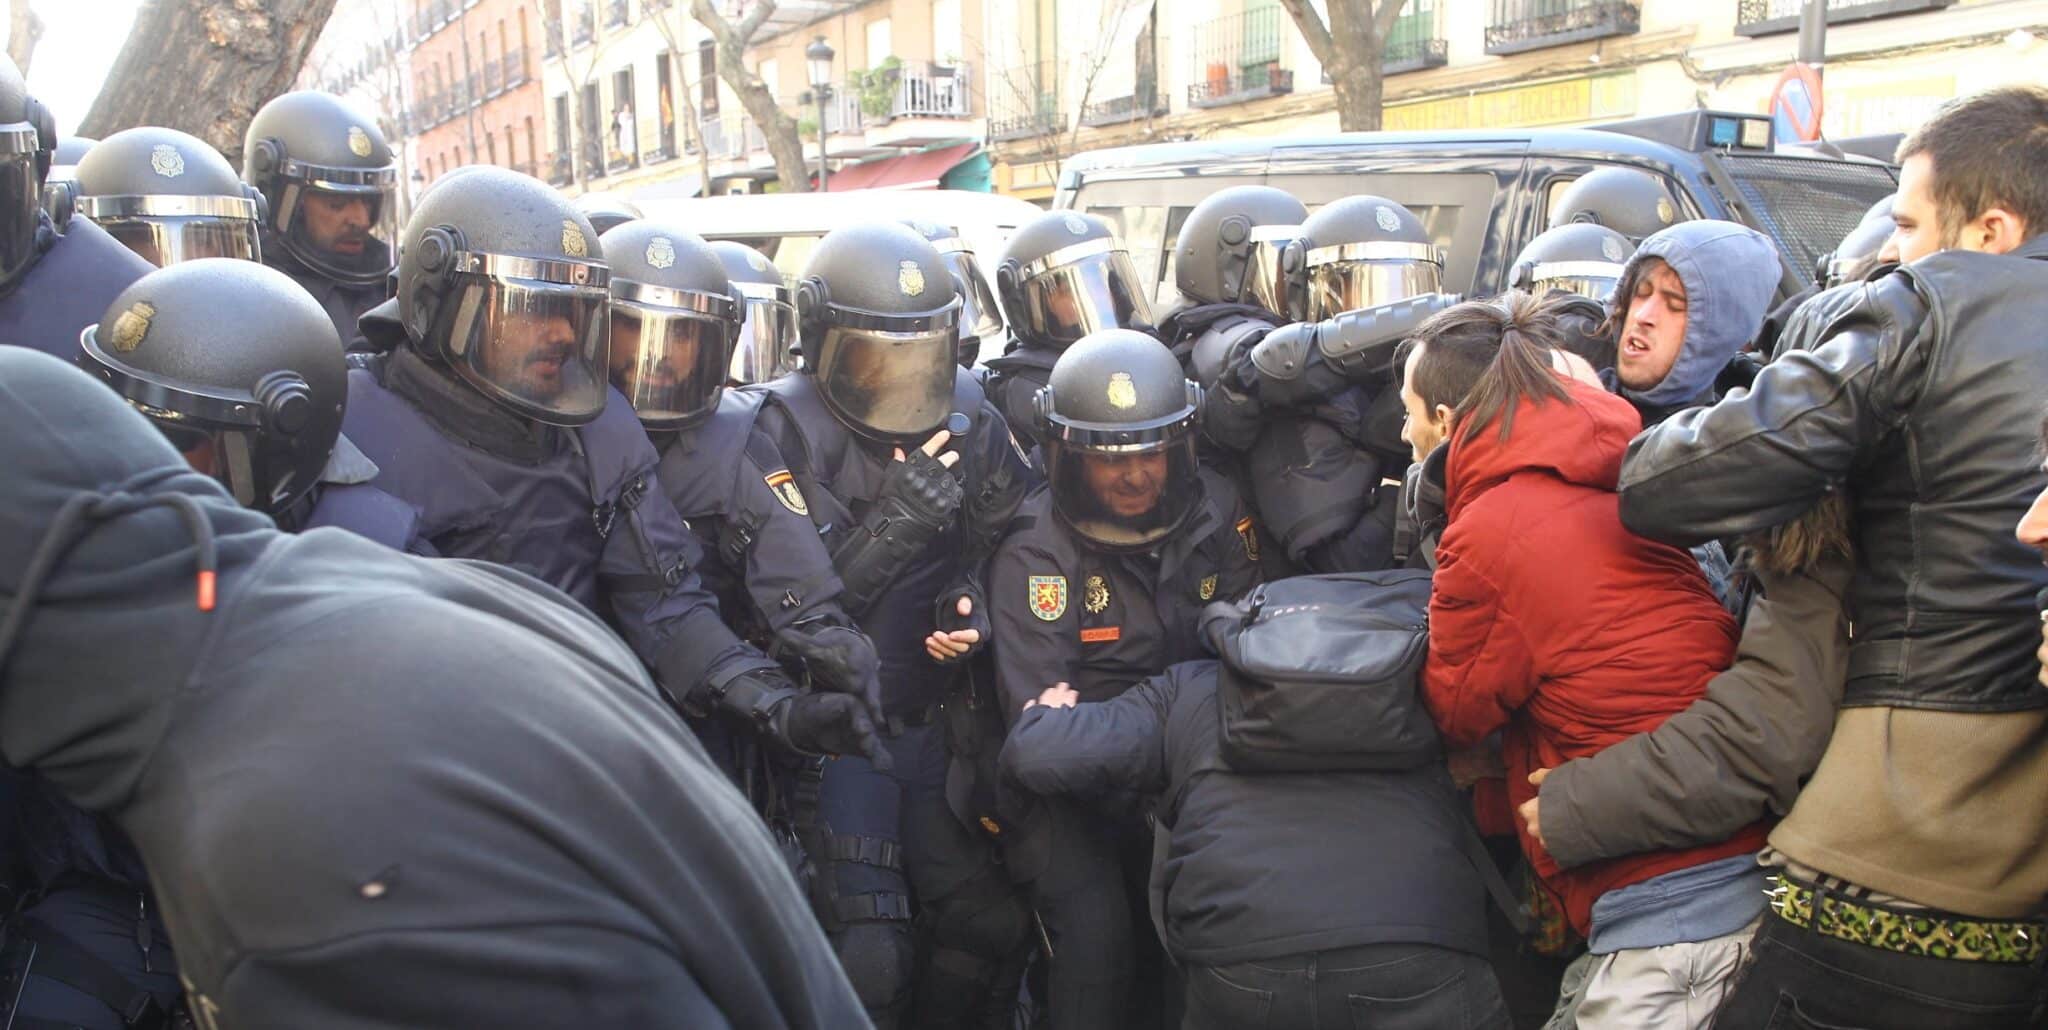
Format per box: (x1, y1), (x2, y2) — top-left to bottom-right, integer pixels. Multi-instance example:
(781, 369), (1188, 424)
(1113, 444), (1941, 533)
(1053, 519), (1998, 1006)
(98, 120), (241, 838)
(725, 60), (810, 193)
(79, 0), (339, 167)
(7, 0), (42, 75)
(1331, 59), (1386, 131)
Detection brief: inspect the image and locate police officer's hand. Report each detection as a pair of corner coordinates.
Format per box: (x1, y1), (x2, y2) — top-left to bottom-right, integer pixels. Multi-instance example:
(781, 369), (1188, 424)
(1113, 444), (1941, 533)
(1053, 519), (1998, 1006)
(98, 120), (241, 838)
(1519, 767), (1552, 850)
(926, 586), (991, 663)
(780, 692), (891, 771)
(880, 429), (965, 526)
(895, 428), (961, 471)
(1022, 682), (1079, 711)
(776, 618), (885, 724)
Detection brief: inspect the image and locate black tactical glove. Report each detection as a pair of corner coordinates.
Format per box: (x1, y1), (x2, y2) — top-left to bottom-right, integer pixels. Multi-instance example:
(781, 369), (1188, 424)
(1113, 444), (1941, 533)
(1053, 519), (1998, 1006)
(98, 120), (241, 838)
(775, 616), (884, 722)
(929, 575), (992, 665)
(1716, 351), (1764, 396)
(878, 445), (965, 527)
(779, 691), (891, 771)
(832, 447), (968, 615)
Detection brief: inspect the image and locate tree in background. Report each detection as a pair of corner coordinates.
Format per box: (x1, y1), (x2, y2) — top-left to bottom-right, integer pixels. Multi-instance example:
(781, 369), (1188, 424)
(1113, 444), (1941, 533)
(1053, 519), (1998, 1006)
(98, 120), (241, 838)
(1276, 0), (1409, 130)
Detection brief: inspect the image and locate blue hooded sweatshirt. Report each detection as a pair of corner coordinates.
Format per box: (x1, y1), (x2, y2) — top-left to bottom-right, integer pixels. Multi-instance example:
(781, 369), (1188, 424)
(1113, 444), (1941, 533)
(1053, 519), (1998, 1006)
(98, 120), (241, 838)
(1605, 220), (1780, 419)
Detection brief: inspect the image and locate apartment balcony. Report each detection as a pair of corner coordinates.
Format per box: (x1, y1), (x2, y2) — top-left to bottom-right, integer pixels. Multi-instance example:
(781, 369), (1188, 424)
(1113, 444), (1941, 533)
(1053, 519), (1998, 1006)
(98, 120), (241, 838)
(989, 61), (1064, 142)
(483, 59), (504, 97)
(1081, 82), (1166, 128)
(571, 5), (596, 46)
(1484, 0), (1640, 55)
(1734, 0), (1950, 35)
(1187, 9), (1294, 109)
(506, 49), (532, 87)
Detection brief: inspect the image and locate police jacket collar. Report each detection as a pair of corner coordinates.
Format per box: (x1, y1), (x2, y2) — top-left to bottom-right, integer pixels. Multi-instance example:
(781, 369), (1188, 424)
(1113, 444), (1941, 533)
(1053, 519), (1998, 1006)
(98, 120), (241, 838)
(383, 347), (554, 465)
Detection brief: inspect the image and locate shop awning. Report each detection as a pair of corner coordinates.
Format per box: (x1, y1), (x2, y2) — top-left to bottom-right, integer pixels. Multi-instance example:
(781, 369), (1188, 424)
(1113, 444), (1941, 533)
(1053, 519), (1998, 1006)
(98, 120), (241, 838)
(823, 143), (981, 192)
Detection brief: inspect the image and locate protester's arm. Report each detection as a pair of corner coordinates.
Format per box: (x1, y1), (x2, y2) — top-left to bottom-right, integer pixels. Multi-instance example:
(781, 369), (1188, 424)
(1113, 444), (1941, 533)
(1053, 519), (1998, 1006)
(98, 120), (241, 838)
(1618, 278), (1928, 546)
(1421, 533), (1537, 750)
(999, 673), (1174, 799)
(1535, 553), (1852, 867)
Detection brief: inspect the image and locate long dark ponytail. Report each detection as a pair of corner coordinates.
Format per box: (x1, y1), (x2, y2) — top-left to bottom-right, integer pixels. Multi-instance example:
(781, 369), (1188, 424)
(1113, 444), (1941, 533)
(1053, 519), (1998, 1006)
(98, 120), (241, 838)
(1451, 290), (1572, 443)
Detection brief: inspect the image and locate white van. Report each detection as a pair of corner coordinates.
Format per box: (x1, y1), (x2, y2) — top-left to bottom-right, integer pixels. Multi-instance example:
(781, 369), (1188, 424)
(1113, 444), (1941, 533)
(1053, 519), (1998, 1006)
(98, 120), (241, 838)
(636, 189), (1044, 365)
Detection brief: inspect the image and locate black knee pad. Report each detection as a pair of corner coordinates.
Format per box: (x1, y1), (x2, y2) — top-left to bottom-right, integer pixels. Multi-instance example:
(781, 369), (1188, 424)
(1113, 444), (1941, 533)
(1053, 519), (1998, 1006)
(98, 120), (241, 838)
(834, 919), (917, 1011)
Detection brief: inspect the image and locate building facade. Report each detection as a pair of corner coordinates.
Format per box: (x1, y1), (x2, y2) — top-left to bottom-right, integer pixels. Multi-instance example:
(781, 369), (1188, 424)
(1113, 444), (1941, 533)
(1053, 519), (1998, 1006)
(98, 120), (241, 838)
(409, 0), (550, 187)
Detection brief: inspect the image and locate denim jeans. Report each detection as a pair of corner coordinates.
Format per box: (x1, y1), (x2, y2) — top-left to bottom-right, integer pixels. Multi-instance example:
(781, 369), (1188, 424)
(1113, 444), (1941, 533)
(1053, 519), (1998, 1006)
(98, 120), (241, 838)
(1714, 908), (2048, 1029)
(1183, 943), (1511, 1030)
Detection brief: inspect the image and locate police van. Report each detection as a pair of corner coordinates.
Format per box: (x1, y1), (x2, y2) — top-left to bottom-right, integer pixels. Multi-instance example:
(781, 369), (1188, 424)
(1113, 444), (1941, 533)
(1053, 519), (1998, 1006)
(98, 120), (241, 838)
(1053, 111), (1899, 311)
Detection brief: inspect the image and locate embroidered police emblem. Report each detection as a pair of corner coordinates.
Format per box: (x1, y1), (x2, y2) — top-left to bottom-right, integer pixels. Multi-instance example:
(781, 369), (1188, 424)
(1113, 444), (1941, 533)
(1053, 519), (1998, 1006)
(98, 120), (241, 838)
(1106, 372), (1138, 410)
(1656, 198), (1675, 225)
(898, 260), (925, 296)
(1029, 575), (1068, 621)
(1601, 235), (1625, 262)
(107, 301), (156, 353)
(1199, 574), (1218, 601)
(347, 125), (373, 157)
(1375, 205), (1401, 233)
(1064, 214), (1088, 235)
(1084, 575), (1110, 614)
(647, 236), (676, 269)
(1235, 516), (1261, 561)
(561, 220), (589, 257)
(764, 469), (808, 516)
(150, 144), (184, 178)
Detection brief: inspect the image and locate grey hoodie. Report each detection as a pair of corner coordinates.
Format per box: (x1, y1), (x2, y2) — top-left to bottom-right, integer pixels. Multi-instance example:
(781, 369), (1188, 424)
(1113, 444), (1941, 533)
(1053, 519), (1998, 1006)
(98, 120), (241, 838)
(0, 348), (867, 1029)
(1607, 220), (1780, 416)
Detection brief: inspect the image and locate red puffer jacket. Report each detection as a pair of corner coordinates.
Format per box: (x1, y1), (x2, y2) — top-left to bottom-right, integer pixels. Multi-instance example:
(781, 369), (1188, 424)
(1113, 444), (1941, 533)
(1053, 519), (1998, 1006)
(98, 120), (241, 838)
(1422, 374), (1764, 936)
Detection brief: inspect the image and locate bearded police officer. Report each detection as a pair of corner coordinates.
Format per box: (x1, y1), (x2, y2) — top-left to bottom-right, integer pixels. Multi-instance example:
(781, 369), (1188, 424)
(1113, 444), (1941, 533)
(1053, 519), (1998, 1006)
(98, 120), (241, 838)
(754, 221), (1036, 1028)
(0, 55), (153, 362)
(901, 218), (1006, 368)
(986, 328), (1261, 1030)
(336, 165), (883, 769)
(985, 210), (1155, 453)
(1550, 166), (1684, 243)
(73, 126), (264, 267)
(712, 239), (801, 386)
(242, 91), (398, 347)
(602, 219), (887, 779)
(576, 191), (644, 236)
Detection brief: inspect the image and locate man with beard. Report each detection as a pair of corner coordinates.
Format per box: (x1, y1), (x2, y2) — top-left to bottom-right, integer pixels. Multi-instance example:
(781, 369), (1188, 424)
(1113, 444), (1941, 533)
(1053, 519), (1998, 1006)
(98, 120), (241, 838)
(242, 91), (398, 348)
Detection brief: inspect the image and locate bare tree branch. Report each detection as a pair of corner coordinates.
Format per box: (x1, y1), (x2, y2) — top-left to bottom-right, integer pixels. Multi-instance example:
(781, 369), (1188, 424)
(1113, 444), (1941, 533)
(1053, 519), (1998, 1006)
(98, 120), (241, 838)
(690, 0), (810, 192)
(1276, 0), (1336, 69)
(7, 0), (43, 75)
(1372, 0), (1409, 48)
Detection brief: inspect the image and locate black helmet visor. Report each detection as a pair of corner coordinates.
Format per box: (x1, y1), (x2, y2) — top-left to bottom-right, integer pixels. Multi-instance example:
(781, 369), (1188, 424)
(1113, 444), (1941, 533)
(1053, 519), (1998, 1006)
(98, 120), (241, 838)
(1303, 241), (1443, 319)
(608, 279), (737, 428)
(277, 164), (399, 285)
(730, 282), (799, 385)
(1016, 239), (1154, 346)
(85, 195), (262, 267)
(443, 252), (611, 426)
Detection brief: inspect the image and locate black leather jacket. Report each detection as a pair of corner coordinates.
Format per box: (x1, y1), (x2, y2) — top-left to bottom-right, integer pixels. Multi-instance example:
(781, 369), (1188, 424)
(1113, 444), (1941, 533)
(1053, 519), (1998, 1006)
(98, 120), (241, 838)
(1617, 235), (2048, 714)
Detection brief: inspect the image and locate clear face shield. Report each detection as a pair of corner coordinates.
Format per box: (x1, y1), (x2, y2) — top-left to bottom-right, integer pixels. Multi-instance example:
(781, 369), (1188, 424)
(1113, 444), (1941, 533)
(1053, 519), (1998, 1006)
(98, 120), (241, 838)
(1302, 241), (1445, 320)
(0, 126), (40, 285)
(729, 282), (800, 385)
(441, 252), (612, 426)
(1243, 223), (1299, 319)
(276, 163), (399, 285)
(1526, 260), (1624, 304)
(938, 245), (1004, 342)
(82, 195), (263, 267)
(609, 279), (738, 428)
(810, 299), (962, 442)
(1045, 402), (1203, 552)
(1016, 239), (1155, 347)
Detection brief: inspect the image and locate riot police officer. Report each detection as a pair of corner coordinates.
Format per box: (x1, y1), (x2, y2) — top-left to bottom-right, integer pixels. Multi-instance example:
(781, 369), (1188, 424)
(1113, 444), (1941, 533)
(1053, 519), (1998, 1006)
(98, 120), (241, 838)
(1550, 165), (1684, 242)
(575, 191), (644, 235)
(1509, 221), (1636, 371)
(334, 166), (883, 769)
(242, 90), (398, 346)
(985, 328), (1262, 1030)
(45, 135), (94, 185)
(901, 218), (1005, 368)
(711, 239), (800, 386)
(753, 221), (1036, 1029)
(601, 219), (886, 778)
(73, 126), (264, 266)
(1217, 195), (1456, 572)
(0, 55), (153, 363)
(985, 210), (1154, 452)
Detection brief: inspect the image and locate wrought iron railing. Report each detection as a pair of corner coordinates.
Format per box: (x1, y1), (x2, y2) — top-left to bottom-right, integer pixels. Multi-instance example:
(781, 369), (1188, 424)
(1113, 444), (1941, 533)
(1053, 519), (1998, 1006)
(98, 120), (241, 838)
(891, 62), (973, 119)
(1484, 0), (1640, 55)
(1187, 8), (1293, 108)
(989, 62), (1064, 141)
(1735, 0), (1950, 35)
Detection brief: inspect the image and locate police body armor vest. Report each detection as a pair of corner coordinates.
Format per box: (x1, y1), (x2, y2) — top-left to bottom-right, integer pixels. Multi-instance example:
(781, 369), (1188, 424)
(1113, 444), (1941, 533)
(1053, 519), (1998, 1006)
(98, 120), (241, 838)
(655, 388), (774, 617)
(1248, 404), (1384, 564)
(338, 361), (656, 611)
(0, 218), (151, 362)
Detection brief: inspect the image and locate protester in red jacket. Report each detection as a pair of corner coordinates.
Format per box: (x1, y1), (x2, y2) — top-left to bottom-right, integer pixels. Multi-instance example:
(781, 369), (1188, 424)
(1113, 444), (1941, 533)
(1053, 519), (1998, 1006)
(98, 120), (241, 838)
(1414, 294), (1767, 1029)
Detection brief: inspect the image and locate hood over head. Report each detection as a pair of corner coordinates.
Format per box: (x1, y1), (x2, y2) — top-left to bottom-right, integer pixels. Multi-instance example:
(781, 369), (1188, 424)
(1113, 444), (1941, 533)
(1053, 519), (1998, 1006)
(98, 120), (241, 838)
(0, 347), (275, 812)
(1444, 373), (1643, 521)
(1610, 220), (1778, 408)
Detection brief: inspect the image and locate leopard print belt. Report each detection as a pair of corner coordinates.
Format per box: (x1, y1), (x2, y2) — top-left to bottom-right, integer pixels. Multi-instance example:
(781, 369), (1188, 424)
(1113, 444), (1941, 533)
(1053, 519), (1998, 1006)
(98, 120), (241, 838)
(1769, 875), (2045, 964)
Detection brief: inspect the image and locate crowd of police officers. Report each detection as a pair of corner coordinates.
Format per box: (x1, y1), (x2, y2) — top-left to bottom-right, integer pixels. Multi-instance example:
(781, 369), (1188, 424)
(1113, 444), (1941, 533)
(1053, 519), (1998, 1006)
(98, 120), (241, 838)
(0, 45), (1918, 1029)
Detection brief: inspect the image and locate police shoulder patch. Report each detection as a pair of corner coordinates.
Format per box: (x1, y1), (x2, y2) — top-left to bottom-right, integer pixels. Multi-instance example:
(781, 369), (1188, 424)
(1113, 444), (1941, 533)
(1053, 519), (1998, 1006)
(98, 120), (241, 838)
(1028, 574), (1068, 621)
(1198, 574), (1218, 601)
(1235, 516), (1261, 562)
(764, 469), (809, 516)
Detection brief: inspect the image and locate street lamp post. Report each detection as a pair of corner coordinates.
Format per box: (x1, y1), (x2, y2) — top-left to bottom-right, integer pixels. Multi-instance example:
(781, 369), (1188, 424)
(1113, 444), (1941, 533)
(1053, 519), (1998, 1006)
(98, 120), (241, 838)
(807, 36), (835, 193)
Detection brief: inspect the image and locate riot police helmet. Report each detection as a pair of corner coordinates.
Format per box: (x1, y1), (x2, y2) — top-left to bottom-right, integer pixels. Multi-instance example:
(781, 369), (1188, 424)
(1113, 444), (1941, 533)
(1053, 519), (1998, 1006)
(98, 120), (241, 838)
(1174, 185), (1307, 317)
(1509, 222), (1636, 302)
(1036, 328), (1203, 552)
(0, 54), (57, 289)
(1825, 194), (1896, 288)
(242, 91), (397, 287)
(600, 221), (737, 429)
(796, 220), (962, 442)
(902, 217), (1003, 366)
(1284, 195), (1442, 321)
(1550, 167), (1683, 243)
(77, 258), (346, 514)
(397, 164), (610, 426)
(76, 127), (263, 266)
(996, 210), (1153, 351)
(710, 239), (798, 386)
(575, 191), (644, 236)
